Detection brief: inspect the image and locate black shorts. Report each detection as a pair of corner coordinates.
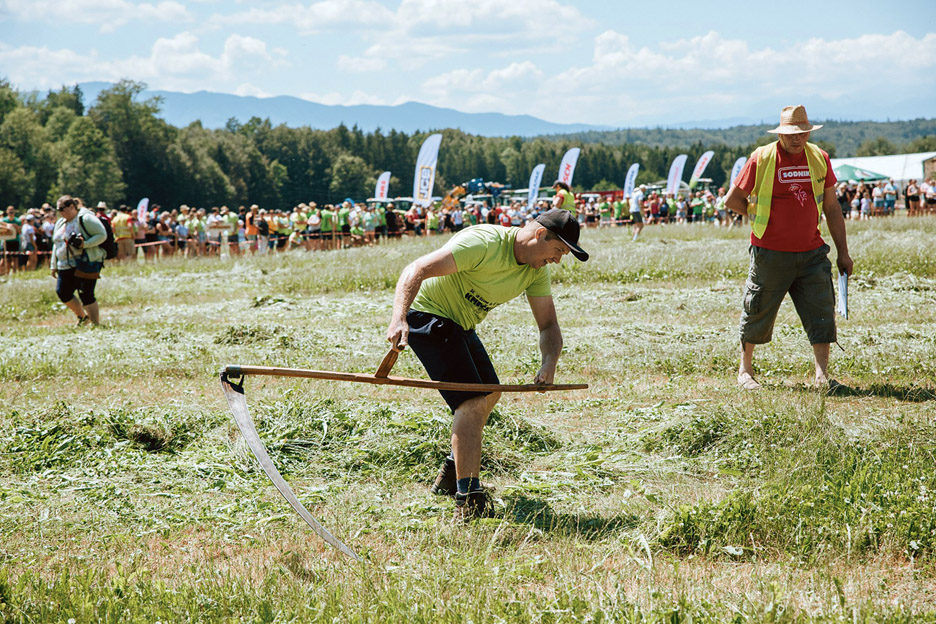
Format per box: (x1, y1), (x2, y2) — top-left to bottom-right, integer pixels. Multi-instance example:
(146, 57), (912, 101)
(406, 310), (499, 413)
(341, 224), (351, 234)
(4, 240), (20, 253)
(56, 267), (97, 306)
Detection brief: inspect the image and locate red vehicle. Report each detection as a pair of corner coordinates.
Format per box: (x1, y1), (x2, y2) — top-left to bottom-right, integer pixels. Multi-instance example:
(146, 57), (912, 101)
(575, 190), (623, 202)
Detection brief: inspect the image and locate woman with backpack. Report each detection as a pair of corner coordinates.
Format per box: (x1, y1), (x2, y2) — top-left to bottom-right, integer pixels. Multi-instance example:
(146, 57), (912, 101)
(50, 195), (107, 326)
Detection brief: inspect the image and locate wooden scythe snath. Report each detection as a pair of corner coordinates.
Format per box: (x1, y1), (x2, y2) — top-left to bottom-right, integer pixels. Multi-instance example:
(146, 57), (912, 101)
(220, 350), (588, 561)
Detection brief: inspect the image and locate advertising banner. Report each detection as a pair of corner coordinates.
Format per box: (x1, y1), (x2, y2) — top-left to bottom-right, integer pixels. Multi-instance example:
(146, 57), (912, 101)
(729, 156), (747, 187)
(623, 163), (640, 198)
(413, 134), (443, 207)
(527, 164), (545, 210)
(556, 147), (581, 187)
(665, 155), (688, 196)
(689, 150), (715, 188)
(136, 197), (149, 222)
(375, 171), (391, 200)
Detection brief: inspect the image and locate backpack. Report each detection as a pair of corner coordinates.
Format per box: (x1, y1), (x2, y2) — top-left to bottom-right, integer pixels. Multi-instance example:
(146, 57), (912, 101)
(80, 213), (118, 260)
(257, 218), (269, 236)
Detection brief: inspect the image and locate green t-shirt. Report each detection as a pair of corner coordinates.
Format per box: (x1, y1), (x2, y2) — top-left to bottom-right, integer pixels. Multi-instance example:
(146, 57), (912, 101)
(612, 201), (623, 219)
(691, 198), (704, 215)
(411, 225), (551, 331)
(598, 201), (611, 217)
(337, 207), (350, 227)
(320, 210), (333, 232)
(2, 217), (22, 242)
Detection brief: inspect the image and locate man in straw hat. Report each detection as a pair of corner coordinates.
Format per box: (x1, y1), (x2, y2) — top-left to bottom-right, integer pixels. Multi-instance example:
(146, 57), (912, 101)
(386, 209), (589, 523)
(724, 105), (853, 392)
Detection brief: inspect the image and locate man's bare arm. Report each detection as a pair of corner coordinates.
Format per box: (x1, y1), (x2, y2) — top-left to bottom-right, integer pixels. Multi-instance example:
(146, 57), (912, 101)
(724, 184), (750, 216)
(822, 187), (853, 276)
(386, 248), (458, 351)
(527, 295), (562, 385)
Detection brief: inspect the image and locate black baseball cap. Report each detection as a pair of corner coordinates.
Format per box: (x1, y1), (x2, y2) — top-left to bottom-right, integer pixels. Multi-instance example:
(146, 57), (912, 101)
(535, 209), (589, 261)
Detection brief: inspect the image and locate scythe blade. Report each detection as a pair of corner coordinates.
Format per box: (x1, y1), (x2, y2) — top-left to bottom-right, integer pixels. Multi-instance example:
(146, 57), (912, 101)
(221, 372), (362, 562)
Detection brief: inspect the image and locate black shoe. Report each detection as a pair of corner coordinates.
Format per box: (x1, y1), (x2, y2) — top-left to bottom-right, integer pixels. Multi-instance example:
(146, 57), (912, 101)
(76, 316), (89, 327)
(430, 458), (456, 497)
(453, 489), (495, 524)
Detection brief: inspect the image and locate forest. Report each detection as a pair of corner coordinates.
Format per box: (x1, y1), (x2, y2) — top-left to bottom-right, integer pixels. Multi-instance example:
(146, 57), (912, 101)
(2, 79), (934, 211)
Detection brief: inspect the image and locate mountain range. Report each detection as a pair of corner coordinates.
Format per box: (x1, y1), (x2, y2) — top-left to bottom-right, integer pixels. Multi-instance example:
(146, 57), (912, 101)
(77, 82), (613, 137)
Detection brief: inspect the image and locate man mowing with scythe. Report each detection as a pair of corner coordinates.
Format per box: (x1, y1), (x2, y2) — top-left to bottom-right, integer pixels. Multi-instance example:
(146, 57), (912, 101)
(386, 209), (589, 523)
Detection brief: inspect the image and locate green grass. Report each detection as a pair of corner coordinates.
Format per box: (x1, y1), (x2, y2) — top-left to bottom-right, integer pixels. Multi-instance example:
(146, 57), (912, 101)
(2, 217), (936, 622)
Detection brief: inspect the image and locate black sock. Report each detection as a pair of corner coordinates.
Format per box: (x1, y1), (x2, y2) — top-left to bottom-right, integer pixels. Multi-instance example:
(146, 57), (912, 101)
(456, 478), (481, 494)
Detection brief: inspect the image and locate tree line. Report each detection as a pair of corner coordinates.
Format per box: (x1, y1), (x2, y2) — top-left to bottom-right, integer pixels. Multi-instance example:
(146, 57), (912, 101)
(2, 79), (933, 212)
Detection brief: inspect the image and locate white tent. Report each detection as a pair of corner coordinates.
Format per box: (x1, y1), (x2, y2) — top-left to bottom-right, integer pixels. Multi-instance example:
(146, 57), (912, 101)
(830, 151), (936, 183)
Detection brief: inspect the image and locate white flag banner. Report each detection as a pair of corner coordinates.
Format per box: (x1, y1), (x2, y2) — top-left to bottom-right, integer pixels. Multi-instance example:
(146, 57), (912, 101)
(375, 171), (391, 201)
(729, 156), (747, 187)
(557, 147), (581, 187)
(689, 150), (715, 188)
(623, 163), (640, 198)
(527, 164), (545, 210)
(666, 154), (688, 196)
(136, 197), (149, 222)
(413, 133), (443, 207)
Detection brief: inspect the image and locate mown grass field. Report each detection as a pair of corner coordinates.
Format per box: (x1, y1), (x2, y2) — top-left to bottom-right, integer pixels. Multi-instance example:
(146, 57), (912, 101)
(2, 217), (935, 622)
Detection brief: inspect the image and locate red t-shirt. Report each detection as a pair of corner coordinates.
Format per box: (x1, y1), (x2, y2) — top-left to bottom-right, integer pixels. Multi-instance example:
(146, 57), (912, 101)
(735, 144), (836, 252)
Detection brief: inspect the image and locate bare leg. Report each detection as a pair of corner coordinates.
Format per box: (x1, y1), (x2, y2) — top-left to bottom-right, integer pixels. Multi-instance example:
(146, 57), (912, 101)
(84, 302), (100, 325)
(738, 342), (761, 389)
(64, 297), (85, 320)
(813, 343), (830, 384)
(452, 392), (502, 480)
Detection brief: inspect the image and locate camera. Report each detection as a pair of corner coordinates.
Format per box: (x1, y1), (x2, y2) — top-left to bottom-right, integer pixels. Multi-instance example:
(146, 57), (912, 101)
(67, 231), (84, 249)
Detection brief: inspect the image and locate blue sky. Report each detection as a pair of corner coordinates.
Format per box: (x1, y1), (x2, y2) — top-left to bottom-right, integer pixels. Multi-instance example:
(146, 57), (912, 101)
(1, 0), (934, 127)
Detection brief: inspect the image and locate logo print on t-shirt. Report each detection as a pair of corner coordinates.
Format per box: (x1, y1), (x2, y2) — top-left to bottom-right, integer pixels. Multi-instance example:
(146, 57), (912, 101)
(789, 184), (810, 206)
(778, 166), (811, 183)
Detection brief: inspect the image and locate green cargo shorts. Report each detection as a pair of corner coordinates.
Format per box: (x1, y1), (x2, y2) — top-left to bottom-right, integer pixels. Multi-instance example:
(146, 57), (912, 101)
(739, 244), (836, 346)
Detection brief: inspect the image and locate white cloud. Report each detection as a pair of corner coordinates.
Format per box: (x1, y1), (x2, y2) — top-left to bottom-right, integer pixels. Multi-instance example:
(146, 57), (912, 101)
(299, 90), (385, 106)
(207, 0), (593, 71)
(1, 0), (191, 31)
(337, 55), (387, 73)
(542, 30), (936, 124)
(207, 0), (394, 33)
(0, 33), (285, 93)
(234, 83), (271, 98)
(421, 62), (544, 113)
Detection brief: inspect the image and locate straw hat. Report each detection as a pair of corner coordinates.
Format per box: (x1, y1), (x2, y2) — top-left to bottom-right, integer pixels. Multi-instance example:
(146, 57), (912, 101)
(767, 105), (822, 134)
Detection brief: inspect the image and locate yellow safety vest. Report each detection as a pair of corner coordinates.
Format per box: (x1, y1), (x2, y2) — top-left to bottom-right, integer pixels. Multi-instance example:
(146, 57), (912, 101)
(750, 141), (827, 239)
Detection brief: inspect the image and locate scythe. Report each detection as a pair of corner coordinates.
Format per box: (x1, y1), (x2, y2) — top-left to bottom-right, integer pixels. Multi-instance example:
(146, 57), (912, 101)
(221, 350), (587, 561)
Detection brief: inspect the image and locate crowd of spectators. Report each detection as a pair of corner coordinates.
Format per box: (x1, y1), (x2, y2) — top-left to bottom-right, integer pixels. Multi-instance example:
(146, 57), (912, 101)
(2, 178), (934, 275)
(835, 178), (936, 220)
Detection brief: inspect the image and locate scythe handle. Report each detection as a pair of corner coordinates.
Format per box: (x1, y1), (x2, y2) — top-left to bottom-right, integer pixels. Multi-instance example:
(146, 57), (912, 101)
(374, 349), (399, 378)
(222, 364), (587, 393)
